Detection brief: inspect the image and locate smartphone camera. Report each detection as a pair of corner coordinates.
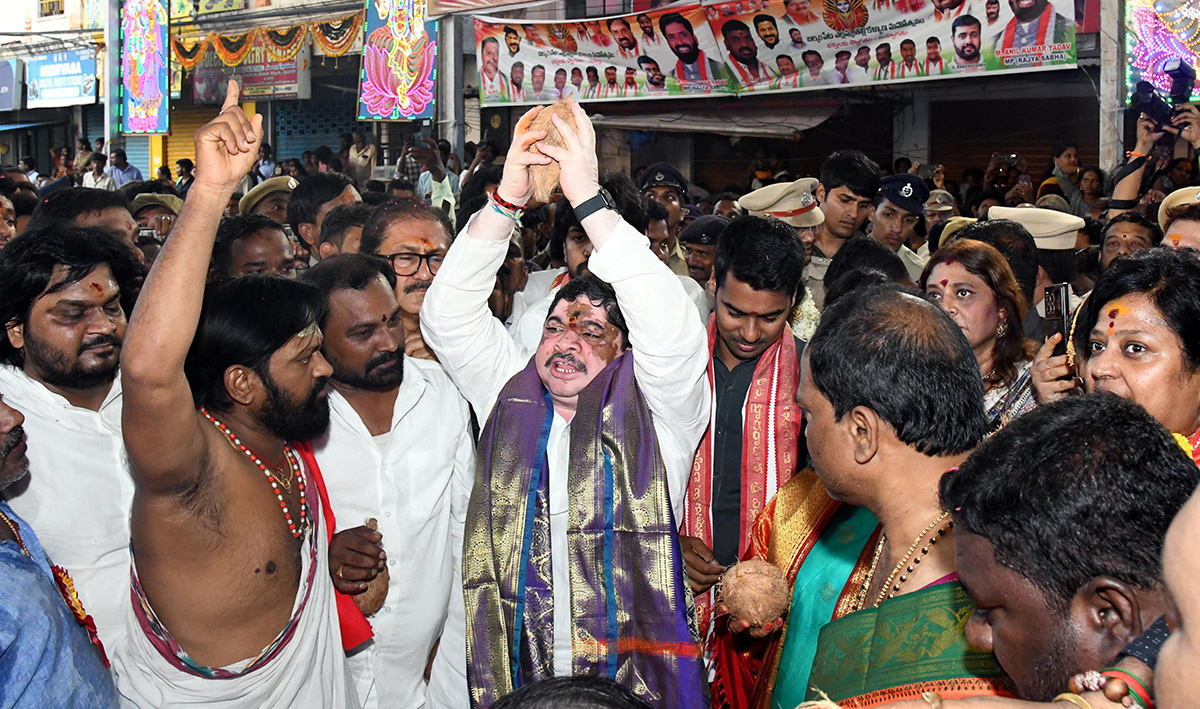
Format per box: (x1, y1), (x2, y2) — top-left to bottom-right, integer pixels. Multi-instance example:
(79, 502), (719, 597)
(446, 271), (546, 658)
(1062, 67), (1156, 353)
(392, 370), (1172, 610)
(1043, 282), (1071, 359)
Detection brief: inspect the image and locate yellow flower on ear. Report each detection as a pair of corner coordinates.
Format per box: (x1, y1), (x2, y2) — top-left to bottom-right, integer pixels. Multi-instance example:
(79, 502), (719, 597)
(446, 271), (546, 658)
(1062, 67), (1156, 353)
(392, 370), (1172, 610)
(1173, 432), (1194, 460)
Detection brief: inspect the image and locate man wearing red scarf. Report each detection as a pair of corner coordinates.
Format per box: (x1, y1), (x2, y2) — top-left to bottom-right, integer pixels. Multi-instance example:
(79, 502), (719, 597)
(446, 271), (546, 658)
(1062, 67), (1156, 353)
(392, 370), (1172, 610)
(681, 215), (807, 644)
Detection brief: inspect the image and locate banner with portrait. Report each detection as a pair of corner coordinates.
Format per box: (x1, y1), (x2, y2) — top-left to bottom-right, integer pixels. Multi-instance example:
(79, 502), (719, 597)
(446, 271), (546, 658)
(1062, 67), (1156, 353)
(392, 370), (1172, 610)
(474, 0), (1075, 106)
(705, 0), (1075, 94)
(474, 5), (732, 106)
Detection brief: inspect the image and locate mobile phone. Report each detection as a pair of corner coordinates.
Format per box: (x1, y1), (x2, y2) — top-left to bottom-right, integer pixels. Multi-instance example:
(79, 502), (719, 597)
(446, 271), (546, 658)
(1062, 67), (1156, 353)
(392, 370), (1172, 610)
(415, 119), (433, 144)
(917, 163), (940, 179)
(1019, 174), (1033, 188)
(1043, 282), (1071, 359)
(136, 226), (160, 245)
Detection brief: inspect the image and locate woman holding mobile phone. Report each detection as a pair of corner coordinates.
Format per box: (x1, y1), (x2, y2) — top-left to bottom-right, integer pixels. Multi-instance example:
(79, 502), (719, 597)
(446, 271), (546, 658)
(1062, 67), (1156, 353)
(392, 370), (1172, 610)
(921, 239), (1038, 430)
(1032, 248), (1200, 460)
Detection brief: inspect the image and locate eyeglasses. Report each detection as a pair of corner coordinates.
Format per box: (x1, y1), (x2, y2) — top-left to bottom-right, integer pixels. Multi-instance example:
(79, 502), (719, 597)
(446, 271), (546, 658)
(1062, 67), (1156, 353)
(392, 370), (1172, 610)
(385, 251), (444, 277)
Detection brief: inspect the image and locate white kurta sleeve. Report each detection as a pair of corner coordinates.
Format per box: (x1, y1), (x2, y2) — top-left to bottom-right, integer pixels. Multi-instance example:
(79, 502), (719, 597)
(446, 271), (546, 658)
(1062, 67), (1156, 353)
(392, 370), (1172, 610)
(421, 222), (532, 421)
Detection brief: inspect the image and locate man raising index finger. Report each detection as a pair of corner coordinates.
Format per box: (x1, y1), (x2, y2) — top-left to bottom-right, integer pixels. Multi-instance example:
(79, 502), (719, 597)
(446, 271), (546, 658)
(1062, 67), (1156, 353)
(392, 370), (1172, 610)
(114, 80), (357, 707)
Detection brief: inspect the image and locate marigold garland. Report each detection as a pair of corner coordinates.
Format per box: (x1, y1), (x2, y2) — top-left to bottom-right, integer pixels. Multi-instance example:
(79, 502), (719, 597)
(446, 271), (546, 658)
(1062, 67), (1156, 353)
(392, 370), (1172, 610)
(310, 11), (364, 58)
(262, 24), (307, 62)
(170, 10), (365, 69)
(171, 33), (211, 70)
(211, 29), (258, 66)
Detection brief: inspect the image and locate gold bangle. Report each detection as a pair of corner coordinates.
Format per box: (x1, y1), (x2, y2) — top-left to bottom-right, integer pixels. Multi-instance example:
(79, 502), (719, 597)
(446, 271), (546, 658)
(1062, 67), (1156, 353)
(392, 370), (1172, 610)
(1054, 693), (1094, 709)
(921, 691), (943, 709)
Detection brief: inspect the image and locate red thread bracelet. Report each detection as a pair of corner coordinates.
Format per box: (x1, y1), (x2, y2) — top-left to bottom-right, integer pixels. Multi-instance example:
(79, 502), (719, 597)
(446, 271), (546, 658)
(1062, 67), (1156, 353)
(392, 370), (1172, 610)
(492, 191), (524, 212)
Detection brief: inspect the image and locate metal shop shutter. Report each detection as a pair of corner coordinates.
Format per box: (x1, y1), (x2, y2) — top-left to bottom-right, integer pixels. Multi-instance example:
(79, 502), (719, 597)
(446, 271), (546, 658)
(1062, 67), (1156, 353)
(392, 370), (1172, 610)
(165, 106), (212, 175)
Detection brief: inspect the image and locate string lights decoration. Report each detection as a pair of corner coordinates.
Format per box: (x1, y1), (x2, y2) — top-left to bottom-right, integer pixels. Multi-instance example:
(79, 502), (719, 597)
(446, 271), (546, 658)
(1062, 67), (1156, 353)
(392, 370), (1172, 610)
(1127, 0), (1200, 102)
(357, 0), (437, 120)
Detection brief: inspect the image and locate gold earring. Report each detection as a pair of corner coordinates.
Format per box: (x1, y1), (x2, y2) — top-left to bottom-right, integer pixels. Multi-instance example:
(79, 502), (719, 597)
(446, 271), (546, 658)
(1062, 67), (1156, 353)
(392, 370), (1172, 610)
(995, 322), (1008, 339)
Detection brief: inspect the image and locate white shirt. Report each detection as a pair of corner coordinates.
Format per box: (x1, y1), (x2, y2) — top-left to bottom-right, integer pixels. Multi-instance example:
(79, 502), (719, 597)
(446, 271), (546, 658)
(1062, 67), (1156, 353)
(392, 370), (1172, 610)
(313, 359), (474, 709)
(421, 217), (709, 678)
(509, 267), (567, 329)
(0, 366), (132, 654)
(898, 243), (929, 282)
(82, 171), (117, 191)
(510, 273), (712, 353)
(801, 69), (839, 87)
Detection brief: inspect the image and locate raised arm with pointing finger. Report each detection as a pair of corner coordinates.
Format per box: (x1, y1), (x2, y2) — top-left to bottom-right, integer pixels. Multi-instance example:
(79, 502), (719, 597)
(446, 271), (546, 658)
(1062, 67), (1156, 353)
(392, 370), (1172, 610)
(115, 81), (356, 707)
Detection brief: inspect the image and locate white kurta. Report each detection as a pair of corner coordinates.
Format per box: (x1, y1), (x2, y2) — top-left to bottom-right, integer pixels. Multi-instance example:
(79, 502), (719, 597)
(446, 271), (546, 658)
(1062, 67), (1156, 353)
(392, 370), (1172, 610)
(312, 358), (475, 709)
(421, 216), (710, 678)
(509, 266), (567, 329)
(509, 273), (712, 352)
(0, 366), (133, 655)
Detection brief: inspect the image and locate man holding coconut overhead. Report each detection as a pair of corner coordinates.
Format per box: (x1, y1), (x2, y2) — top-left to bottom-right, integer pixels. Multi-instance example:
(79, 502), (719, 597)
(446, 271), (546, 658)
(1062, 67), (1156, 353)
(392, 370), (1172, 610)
(420, 101), (710, 707)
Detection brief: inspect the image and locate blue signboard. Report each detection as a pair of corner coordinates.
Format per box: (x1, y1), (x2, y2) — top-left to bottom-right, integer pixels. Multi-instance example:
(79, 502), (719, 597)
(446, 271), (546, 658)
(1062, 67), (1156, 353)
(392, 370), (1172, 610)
(0, 60), (19, 112)
(26, 49), (97, 109)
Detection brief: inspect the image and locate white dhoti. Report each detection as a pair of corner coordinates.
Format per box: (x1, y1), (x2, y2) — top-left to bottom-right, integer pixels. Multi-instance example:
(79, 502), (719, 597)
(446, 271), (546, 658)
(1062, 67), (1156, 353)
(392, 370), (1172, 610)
(112, 474), (356, 708)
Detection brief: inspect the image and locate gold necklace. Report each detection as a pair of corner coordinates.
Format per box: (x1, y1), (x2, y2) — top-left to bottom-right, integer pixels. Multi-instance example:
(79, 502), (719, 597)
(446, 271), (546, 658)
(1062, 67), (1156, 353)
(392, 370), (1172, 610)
(849, 531), (887, 614)
(874, 511), (952, 607)
(0, 508), (31, 558)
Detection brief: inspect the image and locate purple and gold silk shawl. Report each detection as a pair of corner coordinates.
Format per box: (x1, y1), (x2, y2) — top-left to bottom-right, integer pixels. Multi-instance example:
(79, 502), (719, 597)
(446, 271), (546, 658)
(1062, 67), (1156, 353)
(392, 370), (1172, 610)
(463, 353), (708, 708)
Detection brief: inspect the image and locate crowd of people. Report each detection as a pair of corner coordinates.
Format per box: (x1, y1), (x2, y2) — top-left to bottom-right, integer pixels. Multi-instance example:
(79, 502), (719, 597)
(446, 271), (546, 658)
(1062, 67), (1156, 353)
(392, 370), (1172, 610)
(1, 79), (1200, 709)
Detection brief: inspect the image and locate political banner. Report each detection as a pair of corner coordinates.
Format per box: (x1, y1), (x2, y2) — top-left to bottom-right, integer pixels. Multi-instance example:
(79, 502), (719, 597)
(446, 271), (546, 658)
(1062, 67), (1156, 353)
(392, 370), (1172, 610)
(474, 5), (731, 106)
(475, 0), (1075, 106)
(707, 0), (1075, 93)
(358, 0), (437, 121)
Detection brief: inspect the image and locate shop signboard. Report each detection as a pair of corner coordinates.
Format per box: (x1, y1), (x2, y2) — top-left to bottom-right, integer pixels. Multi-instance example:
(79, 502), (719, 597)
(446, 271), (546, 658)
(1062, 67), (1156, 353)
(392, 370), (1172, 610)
(26, 49), (97, 109)
(0, 60), (21, 112)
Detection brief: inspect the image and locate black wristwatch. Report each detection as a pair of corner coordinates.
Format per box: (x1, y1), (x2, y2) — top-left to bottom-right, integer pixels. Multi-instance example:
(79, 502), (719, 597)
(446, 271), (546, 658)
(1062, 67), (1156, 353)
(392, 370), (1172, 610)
(572, 187), (617, 222)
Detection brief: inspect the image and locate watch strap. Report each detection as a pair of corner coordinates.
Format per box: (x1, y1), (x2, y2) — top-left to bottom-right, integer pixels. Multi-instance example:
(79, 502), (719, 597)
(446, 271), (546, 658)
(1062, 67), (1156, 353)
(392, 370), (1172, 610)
(573, 191), (613, 222)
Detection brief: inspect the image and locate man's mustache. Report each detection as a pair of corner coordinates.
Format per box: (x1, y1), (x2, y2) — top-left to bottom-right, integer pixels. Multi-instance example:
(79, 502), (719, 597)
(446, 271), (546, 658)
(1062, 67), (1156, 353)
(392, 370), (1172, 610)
(0, 426), (24, 460)
(545, 353), (587, 374)
(404, 281), (432, 295)
(79, 334), (121, 354)
(366, 349), (402, 374)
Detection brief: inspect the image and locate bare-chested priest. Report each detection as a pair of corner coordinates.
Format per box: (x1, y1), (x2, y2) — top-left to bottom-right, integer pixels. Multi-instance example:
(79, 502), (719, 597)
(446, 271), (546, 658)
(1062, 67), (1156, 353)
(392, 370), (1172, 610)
(112, 82), (356, 707)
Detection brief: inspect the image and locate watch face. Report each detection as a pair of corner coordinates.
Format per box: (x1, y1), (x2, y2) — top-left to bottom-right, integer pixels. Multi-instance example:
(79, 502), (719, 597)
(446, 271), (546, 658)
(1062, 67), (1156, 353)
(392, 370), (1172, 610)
(599, 187), (616, 209)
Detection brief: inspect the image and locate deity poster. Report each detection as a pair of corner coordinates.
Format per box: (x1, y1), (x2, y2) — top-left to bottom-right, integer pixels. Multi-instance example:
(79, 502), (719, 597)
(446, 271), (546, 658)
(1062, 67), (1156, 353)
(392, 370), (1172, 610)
(120, 0), (170, 134)
(358, 0), (437, 120)
(474, 0), (1076, 106)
